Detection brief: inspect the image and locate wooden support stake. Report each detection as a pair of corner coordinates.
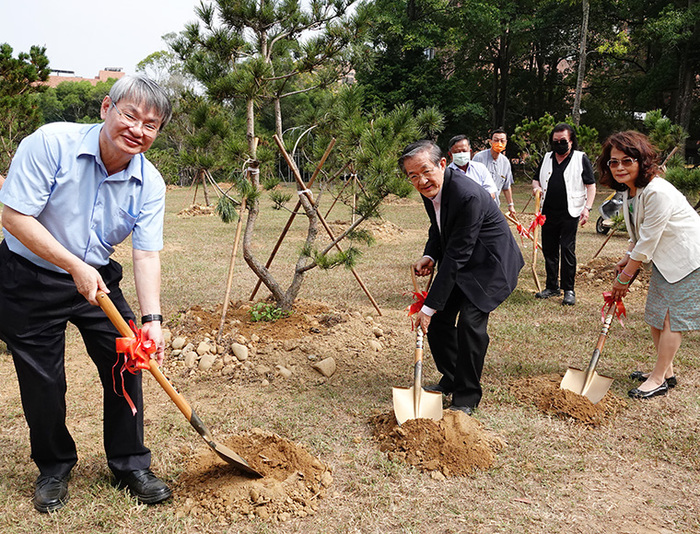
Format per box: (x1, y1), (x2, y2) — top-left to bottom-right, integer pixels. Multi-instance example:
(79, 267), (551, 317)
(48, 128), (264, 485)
(273, 134), (382, 316)
(219, 139), (259, 341)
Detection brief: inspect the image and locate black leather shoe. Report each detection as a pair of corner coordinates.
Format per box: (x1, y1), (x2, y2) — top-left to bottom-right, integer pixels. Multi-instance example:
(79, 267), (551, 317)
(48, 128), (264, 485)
(630, 371), (677, 388)
(424, 383), (453, 395)
(628, 381), (669, 399)
(562, 290), (576, 306)
(33, 474), (69, 513)
(449, 404), (474, 416)
(535, 288), (561, 299)
(113, 469), (172, 504)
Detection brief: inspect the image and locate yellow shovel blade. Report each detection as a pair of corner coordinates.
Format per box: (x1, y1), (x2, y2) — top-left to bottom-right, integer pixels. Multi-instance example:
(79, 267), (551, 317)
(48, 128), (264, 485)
(392, 386), (443, 425)
(560, 368), (614, 405)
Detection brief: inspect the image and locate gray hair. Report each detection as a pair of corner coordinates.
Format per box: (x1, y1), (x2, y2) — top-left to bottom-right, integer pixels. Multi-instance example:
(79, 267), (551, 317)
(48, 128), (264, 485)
(398, 140), (442, 174)
(109, 74), (173, 130)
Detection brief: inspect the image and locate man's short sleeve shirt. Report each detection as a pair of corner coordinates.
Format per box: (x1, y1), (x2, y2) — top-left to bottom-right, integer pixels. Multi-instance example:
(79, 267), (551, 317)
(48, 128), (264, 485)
(0, 122), (165, 273)
(472, 149), (514, 204)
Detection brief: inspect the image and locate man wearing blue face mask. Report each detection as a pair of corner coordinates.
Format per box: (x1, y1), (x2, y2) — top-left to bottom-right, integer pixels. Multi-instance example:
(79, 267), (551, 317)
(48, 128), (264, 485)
(447, 135), (498, 200)
(532, 123), (596, 306)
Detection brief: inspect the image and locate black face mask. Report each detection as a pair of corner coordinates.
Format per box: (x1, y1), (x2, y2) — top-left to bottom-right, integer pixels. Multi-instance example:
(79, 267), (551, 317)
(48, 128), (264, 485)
(551, 139), (570, 155)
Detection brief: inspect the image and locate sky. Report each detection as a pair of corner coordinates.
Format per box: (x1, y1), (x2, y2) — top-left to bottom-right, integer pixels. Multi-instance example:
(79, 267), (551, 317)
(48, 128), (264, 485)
(0, 0), (200, 78)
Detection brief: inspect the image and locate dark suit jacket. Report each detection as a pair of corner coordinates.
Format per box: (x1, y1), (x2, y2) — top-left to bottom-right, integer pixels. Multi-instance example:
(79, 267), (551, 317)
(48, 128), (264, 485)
(422, 166), (524, 313)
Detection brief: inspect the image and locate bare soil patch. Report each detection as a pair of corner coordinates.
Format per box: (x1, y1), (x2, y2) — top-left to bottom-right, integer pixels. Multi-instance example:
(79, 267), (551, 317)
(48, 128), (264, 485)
(369, 411), (506, 477)
(177, 204), (216, 217)
(175, 428), (333, 524)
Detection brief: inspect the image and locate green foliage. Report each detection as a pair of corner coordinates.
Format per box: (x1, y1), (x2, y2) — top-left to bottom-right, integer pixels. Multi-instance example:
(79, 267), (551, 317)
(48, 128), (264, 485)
(308, 246), (362, 270)
(145, 147), (181, 185)
(643, 110), (687, 158)
(346, 228), (375, 247)
(215, 195), (239, 223)
(0, 43), (50, 173)
(269, 190), (292, 210)
(249, 302), (291, 322)
(34, 80), (115, 124)
(511, 113), (600, 177)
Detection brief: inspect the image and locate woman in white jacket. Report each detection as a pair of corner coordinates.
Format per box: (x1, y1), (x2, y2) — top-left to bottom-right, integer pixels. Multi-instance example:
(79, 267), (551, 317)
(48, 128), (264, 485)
(598, 131), (700, 399)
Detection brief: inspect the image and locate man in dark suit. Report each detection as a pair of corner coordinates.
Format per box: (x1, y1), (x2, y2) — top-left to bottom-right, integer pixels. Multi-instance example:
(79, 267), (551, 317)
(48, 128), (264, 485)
(399, 140), (524, 415)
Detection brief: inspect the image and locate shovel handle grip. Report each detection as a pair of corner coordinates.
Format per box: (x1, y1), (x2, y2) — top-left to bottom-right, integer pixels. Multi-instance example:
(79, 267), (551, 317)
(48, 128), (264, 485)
(411, 266), (433, 293)
(96, 291), (194, 421)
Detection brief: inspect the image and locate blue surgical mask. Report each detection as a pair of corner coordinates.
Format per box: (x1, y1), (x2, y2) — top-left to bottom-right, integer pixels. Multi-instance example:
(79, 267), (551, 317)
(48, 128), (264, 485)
(452, 152), (470, 166)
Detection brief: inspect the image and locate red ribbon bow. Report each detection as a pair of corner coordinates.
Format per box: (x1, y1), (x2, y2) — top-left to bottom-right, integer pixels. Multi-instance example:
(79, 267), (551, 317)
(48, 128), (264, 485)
(407, 290), (428, 316)
(112, 320), (156, 415)
(528, 211), (546, 235)
(601, 292), (627, 326)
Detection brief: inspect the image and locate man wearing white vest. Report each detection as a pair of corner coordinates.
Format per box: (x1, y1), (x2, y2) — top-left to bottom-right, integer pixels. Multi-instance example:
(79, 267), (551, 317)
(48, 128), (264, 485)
(532, 123), (596, 306)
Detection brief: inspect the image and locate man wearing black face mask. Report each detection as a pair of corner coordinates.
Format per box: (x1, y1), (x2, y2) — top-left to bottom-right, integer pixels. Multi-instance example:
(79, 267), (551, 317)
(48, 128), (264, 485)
(532, 123), (596, 306)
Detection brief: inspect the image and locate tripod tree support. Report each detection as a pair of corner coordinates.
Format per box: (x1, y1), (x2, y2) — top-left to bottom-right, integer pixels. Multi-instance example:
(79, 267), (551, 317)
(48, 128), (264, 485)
(272, 134), (382, 316)
(248, 139), (339, 301)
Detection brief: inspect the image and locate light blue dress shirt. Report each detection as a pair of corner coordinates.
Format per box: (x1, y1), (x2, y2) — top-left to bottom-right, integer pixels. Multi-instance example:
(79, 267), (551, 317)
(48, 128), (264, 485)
(447, 160), (498, 199)
(0, 122), (165, 273)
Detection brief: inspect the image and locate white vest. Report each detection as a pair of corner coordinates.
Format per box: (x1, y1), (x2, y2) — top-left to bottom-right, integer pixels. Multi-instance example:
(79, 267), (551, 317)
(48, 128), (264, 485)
(538, 151), (587, 218)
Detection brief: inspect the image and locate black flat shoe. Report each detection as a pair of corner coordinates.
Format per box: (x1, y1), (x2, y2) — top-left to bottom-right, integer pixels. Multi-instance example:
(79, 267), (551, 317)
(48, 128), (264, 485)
(629, 371), (677, 388)
(535, 288), (561, 299)
(628, 381), (669, 399)
(113, 468), (172, 505)
(33, 474), (70, 513)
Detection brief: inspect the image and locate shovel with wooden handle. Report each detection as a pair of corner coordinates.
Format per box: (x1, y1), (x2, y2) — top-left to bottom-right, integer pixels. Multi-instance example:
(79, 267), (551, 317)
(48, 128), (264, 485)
(531, 190), (542, 293)
(96, 291), (262, 477)
(392, 269), (442, 425)
(560, 271), (638, 404)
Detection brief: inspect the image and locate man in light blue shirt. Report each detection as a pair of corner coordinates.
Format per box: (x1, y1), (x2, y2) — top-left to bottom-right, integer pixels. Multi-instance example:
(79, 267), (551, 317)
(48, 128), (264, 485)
(0, 75), (173, 512)
(472, 128), (517, 216)
(446, 135), (498, 200)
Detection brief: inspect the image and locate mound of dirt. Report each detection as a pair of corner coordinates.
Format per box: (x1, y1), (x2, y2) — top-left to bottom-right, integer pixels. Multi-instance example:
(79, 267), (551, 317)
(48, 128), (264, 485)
(509, 374), (627, 426)
(177, 204), (215, 217)
(176, 428), (333, 524)
(369, 411), (506, 478)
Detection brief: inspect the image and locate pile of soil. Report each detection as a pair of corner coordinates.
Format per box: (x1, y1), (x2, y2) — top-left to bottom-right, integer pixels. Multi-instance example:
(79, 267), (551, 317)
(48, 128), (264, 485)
(509, 374), (627, 426)
(176, 428), (333, 523)
(576, 256), (649, 299)
(177, 204), (216, 217)
(327, 218), (405, 242)
(369, 411), (506, 478)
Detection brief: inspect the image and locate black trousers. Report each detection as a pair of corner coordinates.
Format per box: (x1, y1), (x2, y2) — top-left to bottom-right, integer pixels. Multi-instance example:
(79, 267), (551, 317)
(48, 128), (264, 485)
(0, 241), (150, 478)
(540, 212), (579, 292)
(427, 287), (490, 408)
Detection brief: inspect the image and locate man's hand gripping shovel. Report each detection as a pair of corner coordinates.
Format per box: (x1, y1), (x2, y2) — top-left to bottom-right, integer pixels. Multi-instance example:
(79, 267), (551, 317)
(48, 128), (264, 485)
(97, 291), (262, 477)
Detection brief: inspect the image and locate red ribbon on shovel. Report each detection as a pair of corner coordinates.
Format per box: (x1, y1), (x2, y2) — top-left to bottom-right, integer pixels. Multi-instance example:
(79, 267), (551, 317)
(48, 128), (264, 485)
(111, 320), (156, 415)
(601, 292), (627, 327)
(528, 211), (546, 235)
(406, 290), (428, 317)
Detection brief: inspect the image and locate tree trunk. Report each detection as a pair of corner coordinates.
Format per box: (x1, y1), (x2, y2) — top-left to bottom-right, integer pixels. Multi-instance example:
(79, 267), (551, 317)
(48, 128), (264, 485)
(572, 0), (589, 126)
(274, 97), (283, 140)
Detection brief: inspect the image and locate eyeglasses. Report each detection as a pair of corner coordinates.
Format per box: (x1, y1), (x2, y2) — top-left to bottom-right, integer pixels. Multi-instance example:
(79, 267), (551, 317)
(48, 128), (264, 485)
(407, 166), (439, 184)
(111, 100), (160, 136)
(607, 157), (637, 169)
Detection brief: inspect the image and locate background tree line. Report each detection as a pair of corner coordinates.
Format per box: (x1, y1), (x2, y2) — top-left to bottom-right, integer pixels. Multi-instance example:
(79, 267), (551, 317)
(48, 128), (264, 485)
(1, 0), (698, 189)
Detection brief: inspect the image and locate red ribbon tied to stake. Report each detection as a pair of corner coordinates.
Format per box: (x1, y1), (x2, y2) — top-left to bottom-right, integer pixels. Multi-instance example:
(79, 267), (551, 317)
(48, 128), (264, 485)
(528, 211), (546, 235)
(601, 292), (627, 326)
(112, 320), (156, 415)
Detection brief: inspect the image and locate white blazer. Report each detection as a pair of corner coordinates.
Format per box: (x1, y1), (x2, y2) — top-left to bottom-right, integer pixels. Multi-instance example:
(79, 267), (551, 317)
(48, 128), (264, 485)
(623, 177), (700, 283)
(538, 151), (587, 218)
